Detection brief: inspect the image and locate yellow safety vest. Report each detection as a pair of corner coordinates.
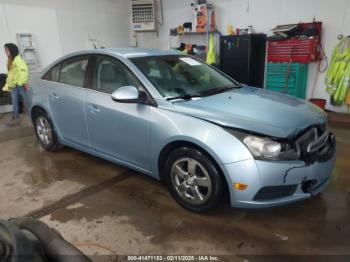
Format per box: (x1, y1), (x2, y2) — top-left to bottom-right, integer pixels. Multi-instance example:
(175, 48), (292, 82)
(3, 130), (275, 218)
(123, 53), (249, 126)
(326, 38), (350, 104)
(206, 33), (216, 65)
(2, 55), (29, 92)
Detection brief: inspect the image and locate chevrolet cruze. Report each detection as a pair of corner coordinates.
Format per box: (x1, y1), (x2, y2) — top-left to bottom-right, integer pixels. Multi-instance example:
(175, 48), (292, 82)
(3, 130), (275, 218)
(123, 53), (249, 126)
(27, 48), (336, 212)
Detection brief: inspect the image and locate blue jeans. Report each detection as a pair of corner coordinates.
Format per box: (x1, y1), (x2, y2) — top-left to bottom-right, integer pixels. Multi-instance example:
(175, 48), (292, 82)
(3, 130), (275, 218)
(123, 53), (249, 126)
(11, 85), (26, 119)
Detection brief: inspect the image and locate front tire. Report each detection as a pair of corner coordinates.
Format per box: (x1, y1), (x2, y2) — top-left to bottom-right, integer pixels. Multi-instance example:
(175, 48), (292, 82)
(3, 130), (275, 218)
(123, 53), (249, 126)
(164, 147), (223, 212)
(33, 111), (62, 152)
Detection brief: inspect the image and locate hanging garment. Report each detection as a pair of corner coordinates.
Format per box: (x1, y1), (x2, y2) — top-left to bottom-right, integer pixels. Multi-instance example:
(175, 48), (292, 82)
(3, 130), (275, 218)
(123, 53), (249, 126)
(326, 37), (350, 105)
(206, 33), (216, 65)
(345, 88), (350, 106)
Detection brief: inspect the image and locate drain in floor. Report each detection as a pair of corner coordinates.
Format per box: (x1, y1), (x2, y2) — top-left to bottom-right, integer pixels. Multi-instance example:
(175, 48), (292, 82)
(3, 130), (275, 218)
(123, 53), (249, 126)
(23, 172), (131, 219)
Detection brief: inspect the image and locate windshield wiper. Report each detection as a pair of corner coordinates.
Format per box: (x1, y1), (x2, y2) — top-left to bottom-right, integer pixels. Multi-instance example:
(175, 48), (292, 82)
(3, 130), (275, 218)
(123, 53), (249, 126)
(166, 94), (201, 101)
(166, 85), (238, 101)
(197, 86), (236, 97)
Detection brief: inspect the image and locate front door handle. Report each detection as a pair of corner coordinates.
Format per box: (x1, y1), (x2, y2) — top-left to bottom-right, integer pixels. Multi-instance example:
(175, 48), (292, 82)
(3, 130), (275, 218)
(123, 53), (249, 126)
(89, 104), (101, 114)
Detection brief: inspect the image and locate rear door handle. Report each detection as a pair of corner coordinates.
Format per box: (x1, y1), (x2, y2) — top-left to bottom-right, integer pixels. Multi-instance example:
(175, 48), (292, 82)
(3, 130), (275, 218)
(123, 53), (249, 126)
(89, 104), (101, 114)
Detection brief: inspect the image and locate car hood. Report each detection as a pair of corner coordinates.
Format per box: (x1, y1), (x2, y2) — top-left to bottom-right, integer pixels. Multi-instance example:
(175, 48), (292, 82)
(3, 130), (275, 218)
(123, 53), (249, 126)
(173, 86), (327, 138)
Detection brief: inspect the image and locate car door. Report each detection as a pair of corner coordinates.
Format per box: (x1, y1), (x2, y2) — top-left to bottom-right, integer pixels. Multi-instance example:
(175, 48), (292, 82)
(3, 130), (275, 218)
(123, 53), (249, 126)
(85, 55), (151, 170)
(45, 55), (90, 146)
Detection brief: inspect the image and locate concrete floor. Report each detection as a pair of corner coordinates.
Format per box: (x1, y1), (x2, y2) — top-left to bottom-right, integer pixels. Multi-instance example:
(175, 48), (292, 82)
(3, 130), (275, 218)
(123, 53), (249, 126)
(0, 113), (349, 261)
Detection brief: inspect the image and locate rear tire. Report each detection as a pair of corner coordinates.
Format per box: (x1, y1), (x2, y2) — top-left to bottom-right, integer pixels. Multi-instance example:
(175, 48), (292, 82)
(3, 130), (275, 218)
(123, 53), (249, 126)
(33, 110), (62, 152)
(164, 147), (223, 212)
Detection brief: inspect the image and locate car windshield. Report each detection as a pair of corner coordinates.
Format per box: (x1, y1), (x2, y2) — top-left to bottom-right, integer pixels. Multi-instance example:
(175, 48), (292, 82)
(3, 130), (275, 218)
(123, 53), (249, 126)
(130, 55), (240, 100)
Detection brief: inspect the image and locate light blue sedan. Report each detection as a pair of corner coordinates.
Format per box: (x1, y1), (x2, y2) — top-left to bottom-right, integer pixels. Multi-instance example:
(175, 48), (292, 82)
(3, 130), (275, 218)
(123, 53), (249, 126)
(27, 48), (336, 212)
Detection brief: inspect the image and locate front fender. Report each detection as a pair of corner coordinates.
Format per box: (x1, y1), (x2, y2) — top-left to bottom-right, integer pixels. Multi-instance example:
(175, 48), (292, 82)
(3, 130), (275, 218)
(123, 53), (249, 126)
(149, 107), (253, 178)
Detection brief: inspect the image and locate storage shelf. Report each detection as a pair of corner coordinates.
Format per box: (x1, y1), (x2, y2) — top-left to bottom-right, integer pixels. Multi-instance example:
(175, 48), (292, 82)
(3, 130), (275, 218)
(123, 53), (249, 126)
(170, 29), (221, 37)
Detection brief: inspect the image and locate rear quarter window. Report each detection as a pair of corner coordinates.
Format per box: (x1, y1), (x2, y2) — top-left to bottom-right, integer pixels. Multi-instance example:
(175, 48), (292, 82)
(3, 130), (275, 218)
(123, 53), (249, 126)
(42, 64), (61, 82)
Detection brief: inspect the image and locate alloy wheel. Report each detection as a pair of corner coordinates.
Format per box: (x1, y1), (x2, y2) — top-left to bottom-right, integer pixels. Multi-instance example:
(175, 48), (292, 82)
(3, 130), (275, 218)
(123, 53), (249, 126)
(170, 157), (212, 205)
(36, 116), (53, 146)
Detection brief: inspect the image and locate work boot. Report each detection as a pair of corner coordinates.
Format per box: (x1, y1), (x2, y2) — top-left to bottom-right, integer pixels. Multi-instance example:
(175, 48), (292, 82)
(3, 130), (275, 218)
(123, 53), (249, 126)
(6, 118), (20, 127)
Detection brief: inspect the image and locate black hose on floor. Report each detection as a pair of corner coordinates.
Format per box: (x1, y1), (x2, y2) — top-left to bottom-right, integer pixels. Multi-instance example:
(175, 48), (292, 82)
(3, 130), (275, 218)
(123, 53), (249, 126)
(0, 218), (91, 262)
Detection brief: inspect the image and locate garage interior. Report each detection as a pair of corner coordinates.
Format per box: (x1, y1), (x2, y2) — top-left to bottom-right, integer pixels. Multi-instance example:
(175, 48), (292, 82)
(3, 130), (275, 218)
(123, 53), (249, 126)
(0, 0), (350, 261)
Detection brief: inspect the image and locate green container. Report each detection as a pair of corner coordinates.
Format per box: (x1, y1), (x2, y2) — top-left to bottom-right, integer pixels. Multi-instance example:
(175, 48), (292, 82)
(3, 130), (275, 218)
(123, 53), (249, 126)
(266, 62), (309, 99)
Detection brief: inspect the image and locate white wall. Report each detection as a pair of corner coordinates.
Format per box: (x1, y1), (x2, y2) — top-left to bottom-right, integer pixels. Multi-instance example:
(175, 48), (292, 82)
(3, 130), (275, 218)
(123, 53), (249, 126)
(0, 0), (348, 112)
(0, 4), (62, 73)
(135, 0), (350, 112)
(0, 0), (130, 73)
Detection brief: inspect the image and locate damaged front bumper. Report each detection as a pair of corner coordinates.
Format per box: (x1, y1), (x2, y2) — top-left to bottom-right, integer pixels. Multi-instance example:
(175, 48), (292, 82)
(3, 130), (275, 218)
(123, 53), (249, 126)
(222, 133), (336, 208)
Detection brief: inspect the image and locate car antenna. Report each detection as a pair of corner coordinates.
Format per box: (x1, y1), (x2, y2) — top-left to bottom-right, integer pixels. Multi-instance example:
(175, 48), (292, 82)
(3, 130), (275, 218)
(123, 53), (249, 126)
(88, 35), (97, 50)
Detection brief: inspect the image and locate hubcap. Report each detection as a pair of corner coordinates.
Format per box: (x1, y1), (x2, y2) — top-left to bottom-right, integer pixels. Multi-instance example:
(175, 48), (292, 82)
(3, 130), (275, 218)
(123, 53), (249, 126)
(36, 116), (52, 146)
(171, 157), (212, 205)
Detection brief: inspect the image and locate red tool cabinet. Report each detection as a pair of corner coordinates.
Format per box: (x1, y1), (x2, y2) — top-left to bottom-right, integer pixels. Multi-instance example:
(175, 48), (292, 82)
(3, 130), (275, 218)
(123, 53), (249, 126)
(267, 22), (322, 63)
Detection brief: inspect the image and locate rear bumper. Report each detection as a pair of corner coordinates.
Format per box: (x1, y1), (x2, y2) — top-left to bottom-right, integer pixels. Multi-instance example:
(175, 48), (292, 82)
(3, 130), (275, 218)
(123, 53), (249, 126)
(222, 149), (336, 209)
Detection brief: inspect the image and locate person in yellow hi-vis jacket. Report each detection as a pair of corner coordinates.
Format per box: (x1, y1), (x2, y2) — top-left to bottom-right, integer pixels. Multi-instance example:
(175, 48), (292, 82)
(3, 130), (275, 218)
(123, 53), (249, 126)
(2, 43), (29, 127)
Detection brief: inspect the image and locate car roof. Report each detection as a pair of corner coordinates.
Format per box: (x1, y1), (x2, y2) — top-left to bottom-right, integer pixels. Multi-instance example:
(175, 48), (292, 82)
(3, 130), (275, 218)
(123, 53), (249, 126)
(81, 48), (182, 58)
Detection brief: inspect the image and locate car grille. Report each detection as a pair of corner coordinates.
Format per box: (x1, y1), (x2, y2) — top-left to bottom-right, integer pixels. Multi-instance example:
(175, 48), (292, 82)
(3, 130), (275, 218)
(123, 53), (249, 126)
(253, 185), (298, 201)
(295, 124), (335, 164)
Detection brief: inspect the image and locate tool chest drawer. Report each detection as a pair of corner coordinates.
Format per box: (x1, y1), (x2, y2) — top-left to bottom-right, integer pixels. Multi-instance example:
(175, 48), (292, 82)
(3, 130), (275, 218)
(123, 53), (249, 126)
(266, 62), (308, 99)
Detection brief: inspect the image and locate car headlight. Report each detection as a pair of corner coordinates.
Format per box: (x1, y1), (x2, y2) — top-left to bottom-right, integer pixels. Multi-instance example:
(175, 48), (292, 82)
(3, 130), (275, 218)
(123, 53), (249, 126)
(243, 136), (281, 158)
(225, 129), (299, 161)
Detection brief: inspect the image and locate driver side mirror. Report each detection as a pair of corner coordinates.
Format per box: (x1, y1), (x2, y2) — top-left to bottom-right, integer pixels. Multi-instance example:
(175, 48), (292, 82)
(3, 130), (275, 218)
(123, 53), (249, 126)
(111, 86), (140, 103)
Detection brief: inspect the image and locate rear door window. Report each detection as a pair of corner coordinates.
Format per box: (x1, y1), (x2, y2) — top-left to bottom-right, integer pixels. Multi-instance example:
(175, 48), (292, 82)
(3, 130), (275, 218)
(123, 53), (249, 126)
(59, 56), (89, 87)
(42, 55), (90, 87)
(42, 63), (61, 82)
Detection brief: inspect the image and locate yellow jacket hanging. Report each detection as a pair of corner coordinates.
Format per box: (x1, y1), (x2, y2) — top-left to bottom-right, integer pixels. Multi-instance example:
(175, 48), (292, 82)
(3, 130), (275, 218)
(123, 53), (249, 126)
(326, 37), (350, 104)
(206, 33), (216, 65)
